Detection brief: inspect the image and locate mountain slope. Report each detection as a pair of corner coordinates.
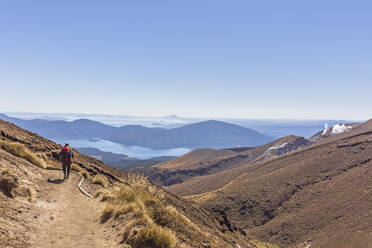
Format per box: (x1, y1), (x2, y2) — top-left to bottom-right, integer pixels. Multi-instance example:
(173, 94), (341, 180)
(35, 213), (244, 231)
(0, 119), (255, 248)
(155, 148), (238, 170)
(189, 120), (372, 248)
(134, 121), (372, 247)
(0, 114), (276, 149)
(162, 120), (276, 148)
(134, 135), (311, 190)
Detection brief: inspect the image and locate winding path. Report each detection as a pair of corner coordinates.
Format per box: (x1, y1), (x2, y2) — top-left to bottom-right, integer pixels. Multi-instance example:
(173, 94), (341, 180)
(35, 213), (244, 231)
(29, 170), (119, 248)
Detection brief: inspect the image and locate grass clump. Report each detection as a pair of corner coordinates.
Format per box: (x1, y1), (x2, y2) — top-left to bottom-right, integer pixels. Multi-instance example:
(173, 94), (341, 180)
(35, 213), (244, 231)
(81, 170), (90, 179)
(94, 188), (107, 198)
(71, 163), (82, 173)
(149, 205), (201, 237)
(97, 175), (208, 247)
(26, 186), (35, 202)
(101, 203), (116, 223)
(71, 164), (91, 179)
(115, 201), (144, 218)
(0, 168), (10, 176)
(0, 141), (46, 169)
(93, 175), (108, 188)
(134, 224), (177, 248)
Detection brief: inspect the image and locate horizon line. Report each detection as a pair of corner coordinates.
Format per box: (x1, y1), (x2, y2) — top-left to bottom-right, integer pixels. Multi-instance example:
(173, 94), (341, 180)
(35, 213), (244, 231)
(1, 111), (364, 122)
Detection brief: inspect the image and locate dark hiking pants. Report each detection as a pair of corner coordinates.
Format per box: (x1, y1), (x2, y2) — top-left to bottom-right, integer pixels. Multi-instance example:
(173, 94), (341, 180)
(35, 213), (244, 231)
(62, 162), (72, 178)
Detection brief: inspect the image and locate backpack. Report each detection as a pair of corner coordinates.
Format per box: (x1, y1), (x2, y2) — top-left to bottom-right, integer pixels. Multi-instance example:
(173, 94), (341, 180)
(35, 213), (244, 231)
(61, 147), (72, 163)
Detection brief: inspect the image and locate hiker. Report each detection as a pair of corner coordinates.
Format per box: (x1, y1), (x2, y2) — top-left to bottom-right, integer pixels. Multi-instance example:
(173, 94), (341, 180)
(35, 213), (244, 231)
(60, 143), (74, 180)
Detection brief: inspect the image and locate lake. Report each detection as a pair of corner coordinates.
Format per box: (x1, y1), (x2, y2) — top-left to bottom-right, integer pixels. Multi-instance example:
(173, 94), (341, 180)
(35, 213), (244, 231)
(52, 138), (191, 159)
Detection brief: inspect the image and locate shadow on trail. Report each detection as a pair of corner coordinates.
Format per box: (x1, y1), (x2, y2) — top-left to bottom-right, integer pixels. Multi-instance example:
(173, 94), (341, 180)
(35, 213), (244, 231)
(47, 178), (65, 184)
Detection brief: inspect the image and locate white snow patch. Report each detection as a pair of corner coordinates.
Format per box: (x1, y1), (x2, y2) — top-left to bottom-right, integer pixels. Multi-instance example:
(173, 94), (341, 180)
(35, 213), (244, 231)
(267, 142), (287, 151)
(332, 124), (352, 134)
(279, 142), (288, 148)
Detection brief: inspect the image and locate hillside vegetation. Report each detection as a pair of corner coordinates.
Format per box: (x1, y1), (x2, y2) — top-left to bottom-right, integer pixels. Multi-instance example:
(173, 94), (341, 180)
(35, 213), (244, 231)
(151, 121), (372, 248)
(0, 119), (259, 247)
(133, 136), (311, 190)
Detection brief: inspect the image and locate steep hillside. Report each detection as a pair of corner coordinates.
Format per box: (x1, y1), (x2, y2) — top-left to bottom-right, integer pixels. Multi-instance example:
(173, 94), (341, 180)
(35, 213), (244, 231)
(0, 114), (275, 149)
(155, 148), (238, 170)
(188, 120), (372, 248)
(134, 136), (311, 190)
(0, 119), (258, 248)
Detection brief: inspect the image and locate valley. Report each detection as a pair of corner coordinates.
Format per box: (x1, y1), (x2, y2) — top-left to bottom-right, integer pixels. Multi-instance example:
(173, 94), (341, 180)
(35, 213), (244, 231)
(0, 119), (250, 248)
(1, 117), (370, 248)
(133, 121), (372, 248)
(2, 2), (371, 247)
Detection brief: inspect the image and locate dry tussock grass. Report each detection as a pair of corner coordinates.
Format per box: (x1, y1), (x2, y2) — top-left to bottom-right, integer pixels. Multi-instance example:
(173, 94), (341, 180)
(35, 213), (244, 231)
(71, 163), (82, 173)
(97, 175), (209, 248)
(70, 164), (91, 179)
(81, 170), (90, 179)
(26, 186), (35, 202)
(134, 224), (177, 248)
(121, 214), (177, 248)
(0, 168), (10, 176)
(93, 175), (108, 188)
(0, 141), (46, 169)
(101, 203), (115, 223)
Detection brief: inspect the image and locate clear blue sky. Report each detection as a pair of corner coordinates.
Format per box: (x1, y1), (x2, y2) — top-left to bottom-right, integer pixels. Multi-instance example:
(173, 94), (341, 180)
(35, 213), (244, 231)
(0, 1), (371, 120)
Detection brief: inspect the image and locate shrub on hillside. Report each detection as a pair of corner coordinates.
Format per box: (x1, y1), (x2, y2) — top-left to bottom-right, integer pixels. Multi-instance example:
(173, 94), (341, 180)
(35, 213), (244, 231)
(0, 141), (46, 169)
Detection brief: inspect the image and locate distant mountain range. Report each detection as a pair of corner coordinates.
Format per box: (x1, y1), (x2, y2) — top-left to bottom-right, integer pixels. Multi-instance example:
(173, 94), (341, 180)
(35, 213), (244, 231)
(0, 114), (275, 149)
(76, 147), (175, 170)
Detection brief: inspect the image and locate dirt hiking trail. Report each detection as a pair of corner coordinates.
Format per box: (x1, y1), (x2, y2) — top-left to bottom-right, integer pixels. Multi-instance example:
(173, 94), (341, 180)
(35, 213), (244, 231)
(29, 169), (120, 248)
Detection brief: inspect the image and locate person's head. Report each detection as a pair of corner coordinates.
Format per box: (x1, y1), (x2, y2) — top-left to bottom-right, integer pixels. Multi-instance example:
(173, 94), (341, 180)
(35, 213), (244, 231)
(64, 143), (69, 147)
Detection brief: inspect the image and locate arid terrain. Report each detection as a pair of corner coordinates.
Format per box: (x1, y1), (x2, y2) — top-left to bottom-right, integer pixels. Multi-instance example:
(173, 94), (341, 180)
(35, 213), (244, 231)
(1, 118), (371, 248)
(0, 119), (256, 248)
(135, 122), (372, 248)
(133, 135), (312, 192)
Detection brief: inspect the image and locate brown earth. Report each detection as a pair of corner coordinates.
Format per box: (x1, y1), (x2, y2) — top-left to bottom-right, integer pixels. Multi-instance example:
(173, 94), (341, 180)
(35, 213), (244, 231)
(133, 135), (311, 195)
(29, 170), (121, 248)
(0, 119), (255, 248)
(3, 117), (371, 248)
(184, 121), (372, 248)
(134, 121), (372, 247)
(0, 147), (121, 248)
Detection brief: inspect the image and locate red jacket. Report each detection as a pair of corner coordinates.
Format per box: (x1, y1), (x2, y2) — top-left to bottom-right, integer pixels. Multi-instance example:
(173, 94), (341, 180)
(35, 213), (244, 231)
(60, 147), (73, 163)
